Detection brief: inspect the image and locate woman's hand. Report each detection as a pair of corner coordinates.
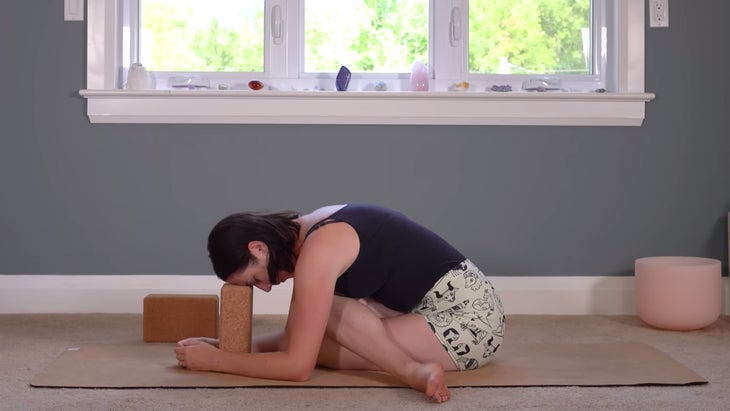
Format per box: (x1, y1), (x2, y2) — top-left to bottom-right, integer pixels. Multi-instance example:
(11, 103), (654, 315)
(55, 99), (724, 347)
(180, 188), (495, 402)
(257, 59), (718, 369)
(178, 336), (220, 348)
(174, 339), (220, 371)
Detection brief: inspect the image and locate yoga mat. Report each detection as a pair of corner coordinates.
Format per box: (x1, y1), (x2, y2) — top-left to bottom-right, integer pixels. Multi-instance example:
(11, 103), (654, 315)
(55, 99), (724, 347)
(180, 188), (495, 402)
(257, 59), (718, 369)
(31, 341), (705, 389)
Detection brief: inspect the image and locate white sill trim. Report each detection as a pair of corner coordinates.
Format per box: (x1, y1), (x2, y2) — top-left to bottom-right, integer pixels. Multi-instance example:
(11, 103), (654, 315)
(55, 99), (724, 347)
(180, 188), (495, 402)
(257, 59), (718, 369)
(79, 90), (655, 126)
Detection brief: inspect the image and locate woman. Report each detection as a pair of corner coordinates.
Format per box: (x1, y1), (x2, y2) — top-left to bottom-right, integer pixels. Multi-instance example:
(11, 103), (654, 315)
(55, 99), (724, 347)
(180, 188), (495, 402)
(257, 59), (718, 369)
(174, 204), (505, 403)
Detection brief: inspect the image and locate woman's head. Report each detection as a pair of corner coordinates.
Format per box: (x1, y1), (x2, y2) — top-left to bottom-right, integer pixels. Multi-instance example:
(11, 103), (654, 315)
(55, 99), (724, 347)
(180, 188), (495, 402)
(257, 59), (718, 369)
(207, 211), (301, 283)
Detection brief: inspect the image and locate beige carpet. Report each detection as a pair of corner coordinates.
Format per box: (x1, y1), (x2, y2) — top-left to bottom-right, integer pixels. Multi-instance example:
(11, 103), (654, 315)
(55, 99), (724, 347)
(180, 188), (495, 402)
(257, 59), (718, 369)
(30, 341), (704, 388)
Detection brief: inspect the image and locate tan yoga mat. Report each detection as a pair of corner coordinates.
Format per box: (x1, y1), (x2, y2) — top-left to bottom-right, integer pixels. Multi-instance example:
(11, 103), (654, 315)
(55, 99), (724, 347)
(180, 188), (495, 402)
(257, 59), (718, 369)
(30, 341), (706, 388)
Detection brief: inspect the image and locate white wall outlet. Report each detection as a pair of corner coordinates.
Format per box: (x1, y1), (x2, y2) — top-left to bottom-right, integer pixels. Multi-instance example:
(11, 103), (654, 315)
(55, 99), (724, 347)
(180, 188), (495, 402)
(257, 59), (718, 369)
(649, 0), (669, 28)
(64, 0), (85, 21)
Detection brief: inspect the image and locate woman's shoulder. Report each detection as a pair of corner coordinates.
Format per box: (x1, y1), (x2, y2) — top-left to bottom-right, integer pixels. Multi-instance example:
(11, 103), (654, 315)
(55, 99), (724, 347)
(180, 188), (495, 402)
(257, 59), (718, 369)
(301, 204), (347, 223)
(296, 207), (360, 273)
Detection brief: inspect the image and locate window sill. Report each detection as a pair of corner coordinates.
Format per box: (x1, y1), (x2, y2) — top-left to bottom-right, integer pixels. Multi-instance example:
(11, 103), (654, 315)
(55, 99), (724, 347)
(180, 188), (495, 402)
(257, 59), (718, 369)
(79, 89), (655, 126)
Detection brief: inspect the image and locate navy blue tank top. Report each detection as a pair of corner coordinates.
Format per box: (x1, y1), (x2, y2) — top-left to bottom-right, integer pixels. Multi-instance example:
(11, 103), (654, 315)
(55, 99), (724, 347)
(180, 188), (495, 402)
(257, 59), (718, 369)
(306, 204), (465, 312)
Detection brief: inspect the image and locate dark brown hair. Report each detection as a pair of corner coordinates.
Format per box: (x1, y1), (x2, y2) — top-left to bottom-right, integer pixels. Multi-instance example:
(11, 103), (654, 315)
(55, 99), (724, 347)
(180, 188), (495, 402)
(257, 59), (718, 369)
(207, 211), (301, 282)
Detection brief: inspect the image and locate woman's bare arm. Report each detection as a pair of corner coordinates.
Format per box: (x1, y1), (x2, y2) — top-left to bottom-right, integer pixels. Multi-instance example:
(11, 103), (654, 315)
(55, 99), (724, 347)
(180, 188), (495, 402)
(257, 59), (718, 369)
(250, 331), (287, 353)
(175, 223), (358, 381)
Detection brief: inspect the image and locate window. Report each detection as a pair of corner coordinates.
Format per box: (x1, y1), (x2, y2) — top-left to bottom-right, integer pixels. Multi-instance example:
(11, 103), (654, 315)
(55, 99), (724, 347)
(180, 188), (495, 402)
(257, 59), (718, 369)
(468, 1), (593, 75)
(303, 0), (428, 74)
(82, 0), (654, 125)
(128, 0), (597, 90)
(138, 0), (265, 72)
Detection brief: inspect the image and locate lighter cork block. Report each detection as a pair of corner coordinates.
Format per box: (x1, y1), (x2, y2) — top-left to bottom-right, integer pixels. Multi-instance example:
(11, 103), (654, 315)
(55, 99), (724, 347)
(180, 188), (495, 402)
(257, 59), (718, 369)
(143, 294), (219, 343)
(219, 284), (253, 353)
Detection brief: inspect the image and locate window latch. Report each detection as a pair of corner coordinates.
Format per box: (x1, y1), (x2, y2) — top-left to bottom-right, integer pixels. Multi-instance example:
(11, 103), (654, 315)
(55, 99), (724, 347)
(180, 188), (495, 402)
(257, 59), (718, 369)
(271, 5), (283, 45)
(450, 7), (461, 46)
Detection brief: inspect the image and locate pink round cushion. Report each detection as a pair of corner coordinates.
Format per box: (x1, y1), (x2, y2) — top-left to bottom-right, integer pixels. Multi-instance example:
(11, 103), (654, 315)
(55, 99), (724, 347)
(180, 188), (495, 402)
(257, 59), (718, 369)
(634, 256), (721, 331)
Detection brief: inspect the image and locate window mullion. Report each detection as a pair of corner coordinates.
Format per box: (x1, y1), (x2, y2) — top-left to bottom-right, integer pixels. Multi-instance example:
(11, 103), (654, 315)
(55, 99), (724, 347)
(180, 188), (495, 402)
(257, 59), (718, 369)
(432, 0), (467, 83)
(121, 0), (139, 87)
(265, 0), (284, 78)
(265, 0), (299, 79)
(287, 0), (302, 79)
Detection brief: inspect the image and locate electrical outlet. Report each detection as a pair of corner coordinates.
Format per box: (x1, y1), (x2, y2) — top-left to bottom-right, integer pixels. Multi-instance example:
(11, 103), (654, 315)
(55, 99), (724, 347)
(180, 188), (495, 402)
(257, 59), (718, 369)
(649, 0), (669, 28)
(64, 0), (84, 21)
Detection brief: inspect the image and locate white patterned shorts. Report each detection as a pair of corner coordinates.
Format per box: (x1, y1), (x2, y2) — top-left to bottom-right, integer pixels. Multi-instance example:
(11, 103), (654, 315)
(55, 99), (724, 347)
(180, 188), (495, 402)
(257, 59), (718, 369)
(412, 259), (505, 370)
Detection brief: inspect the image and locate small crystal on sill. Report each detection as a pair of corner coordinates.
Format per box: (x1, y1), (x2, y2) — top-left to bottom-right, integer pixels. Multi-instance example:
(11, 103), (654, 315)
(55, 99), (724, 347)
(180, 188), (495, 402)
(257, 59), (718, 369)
(490, 85), (512, 92)
(374, 81), (388, 91)
(336, 66), (351, 91)
(522, 77), (561, 92)
(448, 81), (470, 91)
(248, 80), (264, 91)
(169, 76), (210, 89)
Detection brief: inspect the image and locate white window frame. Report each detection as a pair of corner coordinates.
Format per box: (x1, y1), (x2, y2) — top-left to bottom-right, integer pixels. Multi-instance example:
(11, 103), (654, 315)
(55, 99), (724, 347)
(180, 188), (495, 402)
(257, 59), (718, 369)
(81, 0), (654, 126)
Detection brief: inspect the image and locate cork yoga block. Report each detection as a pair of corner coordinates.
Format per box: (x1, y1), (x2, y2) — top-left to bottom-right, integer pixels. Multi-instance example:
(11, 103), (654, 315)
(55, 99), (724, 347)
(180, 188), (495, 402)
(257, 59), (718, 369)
(219, 284), (253, 353)
(143, 294), (219, 343)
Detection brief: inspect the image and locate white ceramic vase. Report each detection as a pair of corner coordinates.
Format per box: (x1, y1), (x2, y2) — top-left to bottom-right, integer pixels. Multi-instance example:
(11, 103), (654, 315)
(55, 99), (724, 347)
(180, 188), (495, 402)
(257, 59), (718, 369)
(126, 63), (152, 90)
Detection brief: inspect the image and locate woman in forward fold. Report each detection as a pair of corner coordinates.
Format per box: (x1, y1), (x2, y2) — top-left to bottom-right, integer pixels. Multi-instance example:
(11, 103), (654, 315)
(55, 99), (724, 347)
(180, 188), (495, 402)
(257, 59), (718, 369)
(175, 204), (505, 403)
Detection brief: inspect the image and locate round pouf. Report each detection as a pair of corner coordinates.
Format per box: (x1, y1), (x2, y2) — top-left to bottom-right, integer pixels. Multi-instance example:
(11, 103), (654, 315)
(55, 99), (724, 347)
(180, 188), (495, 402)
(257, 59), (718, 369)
(634, 256), (721, 331)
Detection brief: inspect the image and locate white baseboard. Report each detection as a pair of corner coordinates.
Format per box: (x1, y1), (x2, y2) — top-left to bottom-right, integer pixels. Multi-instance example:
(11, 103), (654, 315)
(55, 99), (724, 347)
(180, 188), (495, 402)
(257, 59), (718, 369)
(1, 275), (728, 315)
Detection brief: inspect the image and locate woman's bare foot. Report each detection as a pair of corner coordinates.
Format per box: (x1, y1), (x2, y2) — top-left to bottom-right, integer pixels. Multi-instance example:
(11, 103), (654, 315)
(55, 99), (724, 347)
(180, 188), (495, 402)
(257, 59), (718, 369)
(407, 362), (451, 403)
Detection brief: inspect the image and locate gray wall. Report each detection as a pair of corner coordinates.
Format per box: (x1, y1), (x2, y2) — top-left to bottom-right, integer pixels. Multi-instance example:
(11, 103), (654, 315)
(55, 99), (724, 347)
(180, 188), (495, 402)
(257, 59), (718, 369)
(1, 1), (728, 276)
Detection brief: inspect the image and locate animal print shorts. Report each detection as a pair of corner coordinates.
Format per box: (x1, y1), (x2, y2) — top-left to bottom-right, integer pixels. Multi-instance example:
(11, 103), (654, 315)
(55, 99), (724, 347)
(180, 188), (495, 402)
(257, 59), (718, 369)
(412, 259), (505, 370)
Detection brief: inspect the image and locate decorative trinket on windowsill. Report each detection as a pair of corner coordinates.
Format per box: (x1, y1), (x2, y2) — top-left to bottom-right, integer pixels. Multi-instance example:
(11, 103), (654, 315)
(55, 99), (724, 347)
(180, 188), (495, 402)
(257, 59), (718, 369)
(336, 66), (351, 91)
(490, 85), (512, 92)
(448, 81), (470, 91)
(248, 80), (265, 91)
(410, 61), (429, 91)
(522, 77), (562, 92)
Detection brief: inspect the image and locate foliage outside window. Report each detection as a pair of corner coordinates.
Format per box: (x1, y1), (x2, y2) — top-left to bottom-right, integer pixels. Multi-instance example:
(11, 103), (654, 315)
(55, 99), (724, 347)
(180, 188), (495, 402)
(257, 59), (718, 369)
(468, 0), (591, 75)
(136, 0), (595, 83)
(139, 0), (264, 72)
(304, 0), (429, 73)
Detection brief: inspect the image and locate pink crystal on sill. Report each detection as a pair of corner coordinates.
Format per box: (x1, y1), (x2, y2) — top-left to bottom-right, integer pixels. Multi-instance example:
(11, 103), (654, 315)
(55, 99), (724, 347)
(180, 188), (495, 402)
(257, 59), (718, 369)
(410, 61), (429, 91)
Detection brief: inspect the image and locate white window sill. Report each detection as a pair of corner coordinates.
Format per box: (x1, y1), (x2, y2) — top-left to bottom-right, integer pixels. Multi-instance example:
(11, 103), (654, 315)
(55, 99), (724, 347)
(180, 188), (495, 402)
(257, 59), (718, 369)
(79, 89), (655, 126)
